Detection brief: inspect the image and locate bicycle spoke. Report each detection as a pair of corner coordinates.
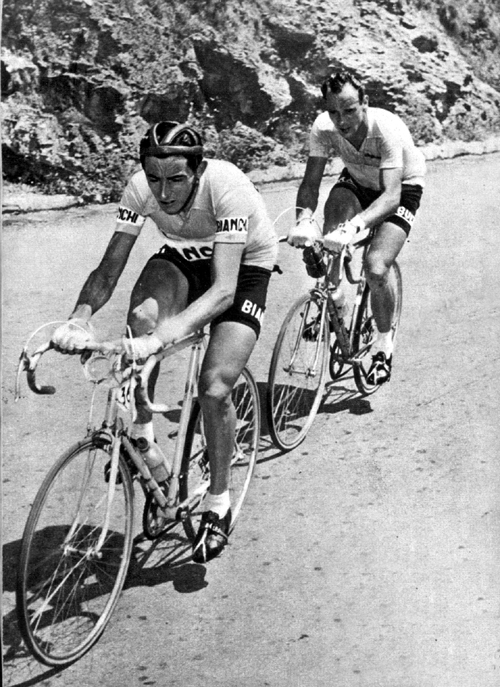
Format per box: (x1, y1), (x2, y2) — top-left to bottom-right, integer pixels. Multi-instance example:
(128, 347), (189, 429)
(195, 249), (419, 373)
(17, 438), (134, 666)
(267, 294), (329, 450)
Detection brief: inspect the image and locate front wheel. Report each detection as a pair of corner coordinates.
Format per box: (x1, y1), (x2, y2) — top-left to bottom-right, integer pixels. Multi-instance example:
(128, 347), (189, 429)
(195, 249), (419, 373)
(267, 292), (329, 451)
(181, 367), (260, 541)
(352, 262), (403, 395)
(16, 437), (134, 667)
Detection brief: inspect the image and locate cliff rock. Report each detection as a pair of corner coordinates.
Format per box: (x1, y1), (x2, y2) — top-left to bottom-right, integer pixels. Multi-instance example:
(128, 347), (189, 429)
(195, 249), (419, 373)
(2, 0), (500, 201)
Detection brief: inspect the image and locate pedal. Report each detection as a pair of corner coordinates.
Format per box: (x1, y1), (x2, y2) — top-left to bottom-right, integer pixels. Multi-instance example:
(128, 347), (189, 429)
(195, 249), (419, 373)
(176, 507), (189, 522)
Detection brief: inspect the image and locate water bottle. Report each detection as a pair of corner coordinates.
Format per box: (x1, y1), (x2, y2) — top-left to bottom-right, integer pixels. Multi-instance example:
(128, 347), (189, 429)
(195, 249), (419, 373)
(330, 287), (348, 320)
(136, 437), (169, 483)
(302, 244), (325, 278)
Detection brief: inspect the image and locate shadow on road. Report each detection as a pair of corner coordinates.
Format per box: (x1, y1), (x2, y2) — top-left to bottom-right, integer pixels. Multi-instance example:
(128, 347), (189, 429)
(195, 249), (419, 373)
(321, 381), (373, 416)
(256, 377), (373, 461)
(3, 375), (371, 686)
(127, 531), (208, 593)
(2, 529), (208, 686)
(2, 591), (64, 687)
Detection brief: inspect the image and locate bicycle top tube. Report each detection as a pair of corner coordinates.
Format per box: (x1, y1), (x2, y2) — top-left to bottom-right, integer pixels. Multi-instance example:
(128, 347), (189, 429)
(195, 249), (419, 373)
(137, 330), (206, 414)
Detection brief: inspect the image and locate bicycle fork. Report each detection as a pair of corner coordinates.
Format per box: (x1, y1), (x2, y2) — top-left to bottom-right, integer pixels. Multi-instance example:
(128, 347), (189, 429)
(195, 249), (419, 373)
(289, 293), (327, 378)
(59, 433), (126, 562)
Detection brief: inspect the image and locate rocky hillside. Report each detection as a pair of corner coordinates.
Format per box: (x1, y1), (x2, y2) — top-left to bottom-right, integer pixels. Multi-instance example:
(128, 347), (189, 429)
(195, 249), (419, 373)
(2, 0), (500, 201)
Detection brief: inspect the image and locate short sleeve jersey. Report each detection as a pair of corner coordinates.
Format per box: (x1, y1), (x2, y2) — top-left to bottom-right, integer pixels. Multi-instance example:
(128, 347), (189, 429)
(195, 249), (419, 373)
(115, 158), (278, 271)
(309, 108), (426, 190)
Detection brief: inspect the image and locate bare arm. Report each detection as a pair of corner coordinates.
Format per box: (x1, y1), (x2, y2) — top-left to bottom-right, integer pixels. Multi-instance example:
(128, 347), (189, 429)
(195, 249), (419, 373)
(154, 241), (245, 345)
(70, 229), (138, 321)
(296, 156), (328, 220)
(287, 157), (327, 246)
(51, 228), (138, 352)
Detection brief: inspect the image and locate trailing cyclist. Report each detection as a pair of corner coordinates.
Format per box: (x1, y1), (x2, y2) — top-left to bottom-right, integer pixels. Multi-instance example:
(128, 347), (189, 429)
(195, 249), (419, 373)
(288, 70), (426, 384)
(51, 121), (278, 562)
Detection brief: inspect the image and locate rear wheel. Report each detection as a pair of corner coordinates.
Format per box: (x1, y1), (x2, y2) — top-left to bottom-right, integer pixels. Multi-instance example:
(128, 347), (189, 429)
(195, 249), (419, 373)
(16, 437), (134, 666)
(267, 293), (329, 451)
(181, 367), (260, 541)
(352, 262), (403, 395)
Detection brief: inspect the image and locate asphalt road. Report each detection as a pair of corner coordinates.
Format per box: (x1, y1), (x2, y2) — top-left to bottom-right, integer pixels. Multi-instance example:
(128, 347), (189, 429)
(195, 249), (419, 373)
(2, 152), (500, 686)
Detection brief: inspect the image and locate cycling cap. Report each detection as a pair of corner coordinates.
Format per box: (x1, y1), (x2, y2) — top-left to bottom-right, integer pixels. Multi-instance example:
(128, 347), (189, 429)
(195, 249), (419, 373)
(140, 121), (203, 163)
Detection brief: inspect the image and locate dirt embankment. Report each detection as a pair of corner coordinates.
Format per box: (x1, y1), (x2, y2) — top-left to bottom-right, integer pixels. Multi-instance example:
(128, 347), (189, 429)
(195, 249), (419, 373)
(4, 136), (500, 214)
(2, 0), (500, 201)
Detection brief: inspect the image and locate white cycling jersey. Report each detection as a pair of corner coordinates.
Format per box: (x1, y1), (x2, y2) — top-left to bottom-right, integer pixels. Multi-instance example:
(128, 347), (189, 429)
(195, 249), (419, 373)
(309, 107), (426, 190)
(115, 158), (278, 271)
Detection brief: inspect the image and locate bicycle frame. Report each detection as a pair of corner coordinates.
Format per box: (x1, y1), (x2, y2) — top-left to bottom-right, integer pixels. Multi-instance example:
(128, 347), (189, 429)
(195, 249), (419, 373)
(16, 331), (211, 553)
(308, 227), (374, 366)
(16, 324), (260, 667)
(138, 331), (209, 517)
(99, 331), (211, 529)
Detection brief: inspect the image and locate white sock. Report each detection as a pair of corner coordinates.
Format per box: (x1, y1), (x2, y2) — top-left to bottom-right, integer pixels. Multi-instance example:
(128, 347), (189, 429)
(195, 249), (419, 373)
(203, 491), (231, 518)
(373, 331), (393, 358)
(132, 422), (155, 443)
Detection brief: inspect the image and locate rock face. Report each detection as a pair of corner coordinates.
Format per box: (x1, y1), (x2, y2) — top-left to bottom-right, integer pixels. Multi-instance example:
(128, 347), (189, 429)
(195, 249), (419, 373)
(2, 0), (500, 201)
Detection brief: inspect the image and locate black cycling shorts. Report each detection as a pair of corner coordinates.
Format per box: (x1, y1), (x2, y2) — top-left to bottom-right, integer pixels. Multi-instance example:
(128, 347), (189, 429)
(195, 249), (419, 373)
(334, 168), (423, 235)
(148, 245), (271, 338)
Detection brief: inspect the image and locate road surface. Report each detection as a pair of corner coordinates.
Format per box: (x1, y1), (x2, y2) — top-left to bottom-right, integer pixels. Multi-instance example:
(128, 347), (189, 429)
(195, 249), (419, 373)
(2, 153), (500, 686)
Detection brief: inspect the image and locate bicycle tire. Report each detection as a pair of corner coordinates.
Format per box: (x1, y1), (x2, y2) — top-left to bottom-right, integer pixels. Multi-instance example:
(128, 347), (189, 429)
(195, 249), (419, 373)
(267, 292), (329, 451)
(352, 261), (403, 395)
(180, 367), (260, 541)
(16, 436), (134, 667)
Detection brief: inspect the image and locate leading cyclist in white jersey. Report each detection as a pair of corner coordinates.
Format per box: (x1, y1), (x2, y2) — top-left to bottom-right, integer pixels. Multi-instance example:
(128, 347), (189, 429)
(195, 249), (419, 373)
(51, 121), (278, 562)
(288, 71), (426, 384)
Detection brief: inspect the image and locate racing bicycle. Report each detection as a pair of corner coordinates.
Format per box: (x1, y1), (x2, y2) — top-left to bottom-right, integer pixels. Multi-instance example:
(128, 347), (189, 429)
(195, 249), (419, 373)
(14, 326), (260, 667)
(267, 224), (403, 451)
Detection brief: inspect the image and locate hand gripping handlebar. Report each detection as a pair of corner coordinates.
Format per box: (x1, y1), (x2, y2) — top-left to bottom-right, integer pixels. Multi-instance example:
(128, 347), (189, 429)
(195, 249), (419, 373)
(15, 329), (206, 417)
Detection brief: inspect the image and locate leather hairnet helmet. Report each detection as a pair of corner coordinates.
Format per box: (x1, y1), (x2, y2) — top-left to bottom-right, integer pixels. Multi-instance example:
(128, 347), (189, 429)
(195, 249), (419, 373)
(140, 121), (203, 169)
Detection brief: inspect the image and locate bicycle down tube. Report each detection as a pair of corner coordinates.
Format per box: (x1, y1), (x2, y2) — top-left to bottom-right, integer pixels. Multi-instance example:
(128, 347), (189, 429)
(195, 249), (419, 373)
(15, 325), (260, 667)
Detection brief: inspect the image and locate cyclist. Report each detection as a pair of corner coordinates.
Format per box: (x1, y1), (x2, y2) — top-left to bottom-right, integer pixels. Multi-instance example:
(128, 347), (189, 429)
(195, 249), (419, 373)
(51, 121), (278, 562)
(288, 70), (426, 384)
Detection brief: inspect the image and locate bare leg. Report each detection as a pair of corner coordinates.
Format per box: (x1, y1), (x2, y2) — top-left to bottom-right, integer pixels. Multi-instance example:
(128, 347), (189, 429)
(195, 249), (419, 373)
(198, 321), (257, 497)
(323, 185), (361, 233)
(126, 259), (189, 425)
(323, 185), (362, 284)
(191, 320), (258, 562)
(364, 221), (407, 347)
